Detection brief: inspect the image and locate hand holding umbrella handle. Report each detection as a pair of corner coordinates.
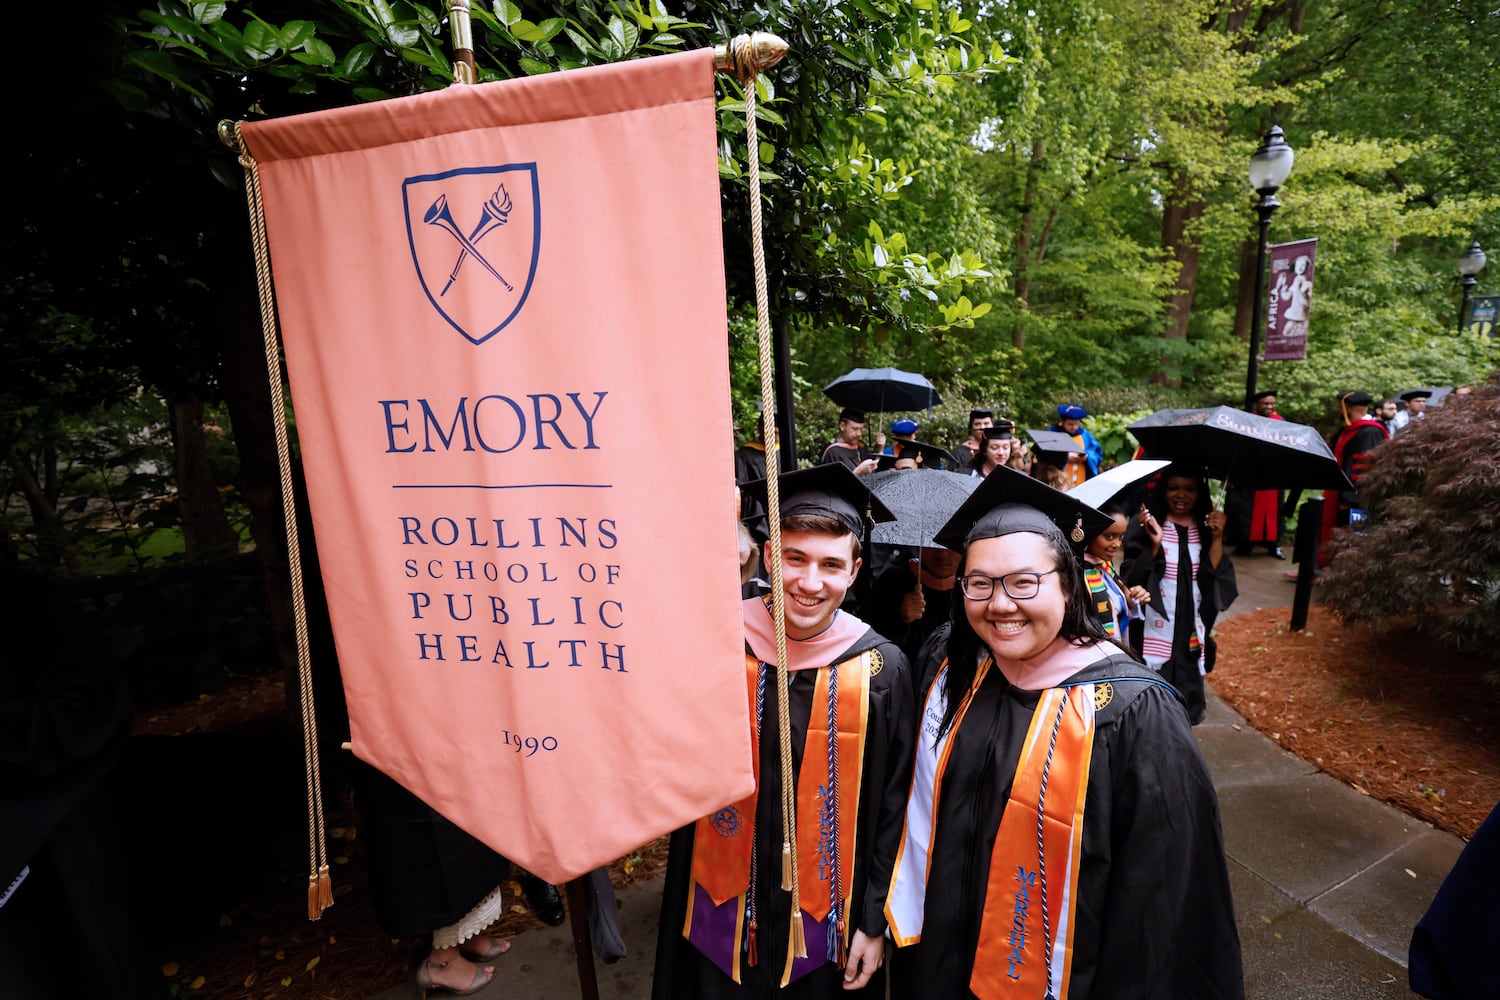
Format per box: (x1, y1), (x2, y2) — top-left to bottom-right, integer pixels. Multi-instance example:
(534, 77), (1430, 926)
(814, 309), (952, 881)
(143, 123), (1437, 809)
(1139, 505), (1163, 551)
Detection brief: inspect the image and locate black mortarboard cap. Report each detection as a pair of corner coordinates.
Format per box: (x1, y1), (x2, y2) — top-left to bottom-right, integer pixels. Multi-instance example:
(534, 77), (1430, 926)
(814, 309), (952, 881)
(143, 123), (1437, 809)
(875, 439), (959, 471)
(968, 408), (993, 423)
(933, 464), (1113, 553)
(1025, 429), (1079, 454)
(838, 407), (867, 423)
(740, 464), (895, 539)
(1252, 389), (1277, 401)
(983, 421), (1015, 441)
(1338, 390), (1373, 407)
(1399, 389), (1432, 402)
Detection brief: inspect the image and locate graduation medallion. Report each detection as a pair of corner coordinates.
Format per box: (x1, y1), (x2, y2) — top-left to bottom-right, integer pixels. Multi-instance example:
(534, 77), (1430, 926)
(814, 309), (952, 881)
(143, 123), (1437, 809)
(1070, 513), (1086, 544)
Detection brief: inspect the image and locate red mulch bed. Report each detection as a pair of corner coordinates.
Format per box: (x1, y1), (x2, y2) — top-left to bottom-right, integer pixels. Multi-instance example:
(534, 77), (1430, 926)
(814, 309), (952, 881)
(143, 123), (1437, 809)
(1211, 605), (1500, 839)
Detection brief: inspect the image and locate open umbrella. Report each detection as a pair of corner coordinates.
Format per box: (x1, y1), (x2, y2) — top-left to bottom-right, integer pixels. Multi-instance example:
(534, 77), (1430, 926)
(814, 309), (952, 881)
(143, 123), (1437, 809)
(1067, 459), (1172, 510)
(1128, 407), (1353, 492)
(866, 469), (979, 549)
(823, 367), (942, 413)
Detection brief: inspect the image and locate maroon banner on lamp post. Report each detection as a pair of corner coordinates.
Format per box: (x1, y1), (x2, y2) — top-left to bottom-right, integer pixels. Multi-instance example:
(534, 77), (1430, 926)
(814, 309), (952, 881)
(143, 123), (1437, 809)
(1264, 238), (1317, 361)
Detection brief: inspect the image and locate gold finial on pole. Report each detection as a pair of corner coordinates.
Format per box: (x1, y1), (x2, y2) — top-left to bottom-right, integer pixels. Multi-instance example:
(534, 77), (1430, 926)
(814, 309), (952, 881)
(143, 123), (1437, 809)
(714, 32), (789, 83)
(449, 0), (477, 85)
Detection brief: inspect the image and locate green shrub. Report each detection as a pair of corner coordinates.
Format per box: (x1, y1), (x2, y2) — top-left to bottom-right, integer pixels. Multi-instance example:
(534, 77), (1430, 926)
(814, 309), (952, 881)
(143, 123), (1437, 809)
(1322, 371), (1500, 666)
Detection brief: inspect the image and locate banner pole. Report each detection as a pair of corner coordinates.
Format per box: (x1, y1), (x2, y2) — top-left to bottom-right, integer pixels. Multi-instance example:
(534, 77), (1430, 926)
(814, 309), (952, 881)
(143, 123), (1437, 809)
(448, 0), (477, 85)
(564, 878), (600, 1000)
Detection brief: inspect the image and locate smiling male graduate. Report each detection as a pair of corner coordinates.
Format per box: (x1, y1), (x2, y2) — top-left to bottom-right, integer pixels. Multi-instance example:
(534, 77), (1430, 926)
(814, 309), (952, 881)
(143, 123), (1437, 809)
(654, 465), (916, 999)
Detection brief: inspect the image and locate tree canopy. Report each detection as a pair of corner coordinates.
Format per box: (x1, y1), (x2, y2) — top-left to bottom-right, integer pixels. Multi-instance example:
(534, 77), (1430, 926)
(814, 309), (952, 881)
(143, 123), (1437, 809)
(5, 0), (1499, 572)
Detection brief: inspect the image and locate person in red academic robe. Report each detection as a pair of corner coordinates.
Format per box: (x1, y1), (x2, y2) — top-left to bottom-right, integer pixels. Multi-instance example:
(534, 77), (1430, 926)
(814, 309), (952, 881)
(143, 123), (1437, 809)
(1319, 390), (1390, 562)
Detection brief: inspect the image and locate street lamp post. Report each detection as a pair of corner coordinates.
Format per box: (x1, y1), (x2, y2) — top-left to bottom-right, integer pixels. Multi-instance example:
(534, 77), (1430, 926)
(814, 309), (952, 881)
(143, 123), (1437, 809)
(1457, 240), (1487, 333)
(1244, 125), (1295, 411)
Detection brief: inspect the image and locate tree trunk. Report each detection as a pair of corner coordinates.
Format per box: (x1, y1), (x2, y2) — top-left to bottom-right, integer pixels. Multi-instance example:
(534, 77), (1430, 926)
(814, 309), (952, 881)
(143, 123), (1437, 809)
(1158, 173), (1206, 385)
(1013, 138), (1044, 351)
(171, 398), (239, 555)
(7, 444), (87, 575)
(217, 255), (299, 687)
(1232, 235), (1258, 340)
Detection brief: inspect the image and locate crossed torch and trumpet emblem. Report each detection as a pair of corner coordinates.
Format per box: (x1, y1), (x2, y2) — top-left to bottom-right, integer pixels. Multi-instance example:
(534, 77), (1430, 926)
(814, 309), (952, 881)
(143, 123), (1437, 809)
(423, 184), (515, 295)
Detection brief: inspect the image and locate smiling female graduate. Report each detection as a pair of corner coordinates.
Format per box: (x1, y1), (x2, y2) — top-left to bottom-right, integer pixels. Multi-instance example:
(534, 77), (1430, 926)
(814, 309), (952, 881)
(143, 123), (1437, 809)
(883, 466), (1243, 1000)
(1121, 465), (1238, 727)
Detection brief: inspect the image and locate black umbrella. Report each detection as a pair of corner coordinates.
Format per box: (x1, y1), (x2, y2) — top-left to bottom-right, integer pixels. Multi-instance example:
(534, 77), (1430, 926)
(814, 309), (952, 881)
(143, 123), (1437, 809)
(823, 367), (942, 413)
(866, 469), (979, 549)
(1128, 406), (1354, 492)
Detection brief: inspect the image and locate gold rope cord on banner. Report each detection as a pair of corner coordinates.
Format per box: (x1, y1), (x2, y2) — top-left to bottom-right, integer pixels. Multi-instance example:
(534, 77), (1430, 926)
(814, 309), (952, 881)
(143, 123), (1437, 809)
(217, 120), (333, 921)
(718, 31), (805, 962)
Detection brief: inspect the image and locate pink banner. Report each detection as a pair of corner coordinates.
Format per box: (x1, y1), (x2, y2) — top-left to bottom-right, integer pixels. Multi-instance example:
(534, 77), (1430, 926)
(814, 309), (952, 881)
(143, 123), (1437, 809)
(238, 50), (753, 883)
(1264, 238), (1317, 362)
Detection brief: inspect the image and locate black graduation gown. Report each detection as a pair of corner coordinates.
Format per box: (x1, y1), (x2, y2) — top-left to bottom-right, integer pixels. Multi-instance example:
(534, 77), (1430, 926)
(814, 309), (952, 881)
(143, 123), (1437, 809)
(888, 641), (1243, 999)
(1223, 482), (1283, 549)
(736, 444), (771, 546)
(1119, 519), (1237, 725)
(356, 764), (511, 939)
(819, 443), (871, 471)
(866, 556), (953, 667)
(0, 570), (166, 999)
(652, 628), (916, 999)
(1409, 799), (1500, 999)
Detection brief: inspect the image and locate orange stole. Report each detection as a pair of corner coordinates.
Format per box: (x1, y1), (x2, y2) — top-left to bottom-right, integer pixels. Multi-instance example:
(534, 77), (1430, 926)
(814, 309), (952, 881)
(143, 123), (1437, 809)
(970, 685), (1096, 1000)
(687, 651), (872, 982)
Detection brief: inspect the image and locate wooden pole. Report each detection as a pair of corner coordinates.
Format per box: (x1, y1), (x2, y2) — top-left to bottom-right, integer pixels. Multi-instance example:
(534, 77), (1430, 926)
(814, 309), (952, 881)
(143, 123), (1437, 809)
(448, 0), (477, 85)
(564, 878), (600, 1000)
(1289, 498), (1322, 631)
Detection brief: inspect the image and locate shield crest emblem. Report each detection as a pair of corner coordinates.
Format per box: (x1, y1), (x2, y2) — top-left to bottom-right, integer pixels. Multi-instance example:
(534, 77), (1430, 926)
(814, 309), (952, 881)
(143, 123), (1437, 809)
(403, 163), (541, 346)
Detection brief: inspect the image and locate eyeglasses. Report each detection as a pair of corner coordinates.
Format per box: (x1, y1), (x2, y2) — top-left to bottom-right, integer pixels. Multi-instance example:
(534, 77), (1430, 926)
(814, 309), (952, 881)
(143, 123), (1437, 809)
(957, 569), (1059, 602)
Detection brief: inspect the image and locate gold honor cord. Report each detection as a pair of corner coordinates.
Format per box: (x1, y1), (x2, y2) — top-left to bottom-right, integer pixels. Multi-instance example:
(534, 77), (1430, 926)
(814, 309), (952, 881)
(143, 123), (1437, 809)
(217, 120), (333, 921)
(717, 31), (805, 962)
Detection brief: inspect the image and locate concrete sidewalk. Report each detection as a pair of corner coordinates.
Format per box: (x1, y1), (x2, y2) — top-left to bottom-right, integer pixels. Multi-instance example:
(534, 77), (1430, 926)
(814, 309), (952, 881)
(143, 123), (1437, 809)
(373, 554), (1464, 999)
(1201, 552), (1462, 999)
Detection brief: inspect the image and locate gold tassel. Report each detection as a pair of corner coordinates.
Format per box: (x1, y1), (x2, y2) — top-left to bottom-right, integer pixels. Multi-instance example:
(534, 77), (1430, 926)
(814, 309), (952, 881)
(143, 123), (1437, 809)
(781, 840), (793, 889)
(317, 864), (334, 914)
(789, 906), (807, 959)
(307, 874), (322, 920)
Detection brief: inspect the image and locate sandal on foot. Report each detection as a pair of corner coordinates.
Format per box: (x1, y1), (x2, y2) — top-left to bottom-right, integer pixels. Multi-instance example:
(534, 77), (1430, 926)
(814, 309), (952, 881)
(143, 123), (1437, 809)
(416, 957), (493, 998)
(460, 933), (511, 963)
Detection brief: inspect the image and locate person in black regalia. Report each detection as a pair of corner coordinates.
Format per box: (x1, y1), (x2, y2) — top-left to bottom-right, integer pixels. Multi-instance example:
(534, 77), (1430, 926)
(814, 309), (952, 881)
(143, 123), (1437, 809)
(1121, 464), (1237, 725)
(654, 465), (916, 999)
(0, 568), (168, 999)
(884, 466), (1243, 999)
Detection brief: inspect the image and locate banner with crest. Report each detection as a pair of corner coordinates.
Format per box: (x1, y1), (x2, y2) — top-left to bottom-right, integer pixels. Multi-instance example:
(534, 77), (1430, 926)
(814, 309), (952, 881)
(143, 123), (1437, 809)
(238, 49), (753, 883)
